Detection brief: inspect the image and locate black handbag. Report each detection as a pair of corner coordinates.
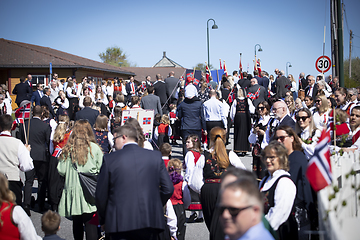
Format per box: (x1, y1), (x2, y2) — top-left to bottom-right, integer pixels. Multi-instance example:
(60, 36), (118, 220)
(73, 163), (98, 205)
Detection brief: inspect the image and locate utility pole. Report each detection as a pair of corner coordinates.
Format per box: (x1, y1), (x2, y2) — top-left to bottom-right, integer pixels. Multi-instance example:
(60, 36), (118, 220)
(349, 30), (353, 80)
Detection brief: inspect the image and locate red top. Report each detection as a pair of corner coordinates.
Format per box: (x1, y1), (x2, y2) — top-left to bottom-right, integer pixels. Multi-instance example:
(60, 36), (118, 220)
(158, 123), (169, 135)
(170, 180), (184, 205)
(329, 122), (350, 136)
(169, 112), (176, 119)
(0, 202), (20, 240)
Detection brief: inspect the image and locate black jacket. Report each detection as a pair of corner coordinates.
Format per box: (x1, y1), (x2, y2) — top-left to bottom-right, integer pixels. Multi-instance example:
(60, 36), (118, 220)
(177, 97), (206, 131)
(96, 143), (174, 233)
(75, 107), (99, 127)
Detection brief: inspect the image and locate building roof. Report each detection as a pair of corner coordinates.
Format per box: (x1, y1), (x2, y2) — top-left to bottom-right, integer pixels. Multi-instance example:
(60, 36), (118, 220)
(0, 38), (135, 76)
(121, 67), (186, 82)
(152, 51), (183, 68)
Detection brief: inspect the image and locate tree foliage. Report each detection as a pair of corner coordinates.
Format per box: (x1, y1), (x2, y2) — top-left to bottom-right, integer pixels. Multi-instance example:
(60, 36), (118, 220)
(194, 63), (213, 72)
(99, 46), (136, 67)
(344, 57), (360, 88)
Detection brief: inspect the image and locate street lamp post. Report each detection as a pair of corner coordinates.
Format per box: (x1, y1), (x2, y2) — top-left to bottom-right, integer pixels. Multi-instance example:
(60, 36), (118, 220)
(286, 62), (292, 76)
(207, 18), (218, 69)
(254, 44), (262, 72)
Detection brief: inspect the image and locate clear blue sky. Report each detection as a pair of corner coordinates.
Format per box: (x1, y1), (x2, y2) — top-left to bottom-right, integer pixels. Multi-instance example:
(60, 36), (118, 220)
(1, 0), (359, 79)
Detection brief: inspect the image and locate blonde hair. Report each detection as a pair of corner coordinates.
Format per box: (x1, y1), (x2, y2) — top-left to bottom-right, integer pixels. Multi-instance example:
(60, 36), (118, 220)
(95, 85), (105, 100)
(284, 95), (295, 115)
(0, 174), (16, 227)
(315, 94), (330, 114)
(209, 127), (229, 169)
(53, 115), (70, 143)
(167, 158), (182, 175)
(161, 115), (170, 125)
(60, 120), (97, 165)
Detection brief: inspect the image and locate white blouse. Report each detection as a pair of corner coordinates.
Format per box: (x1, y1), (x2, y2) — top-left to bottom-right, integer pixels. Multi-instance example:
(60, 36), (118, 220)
(189, 149), (246, 193)
(184, 151), (205, 183)
(300, 126), (321, 159)
(248, 115), (270, 144)
(259, 169), (296, 230)
(12, 205), (42, 240)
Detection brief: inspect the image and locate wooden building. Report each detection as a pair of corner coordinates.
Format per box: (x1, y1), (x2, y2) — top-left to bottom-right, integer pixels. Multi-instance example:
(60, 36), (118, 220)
(0, 38), (135, 110)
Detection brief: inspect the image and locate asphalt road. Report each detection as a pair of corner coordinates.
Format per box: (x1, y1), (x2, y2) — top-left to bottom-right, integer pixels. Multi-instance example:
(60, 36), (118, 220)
(28, 128), (253, 240)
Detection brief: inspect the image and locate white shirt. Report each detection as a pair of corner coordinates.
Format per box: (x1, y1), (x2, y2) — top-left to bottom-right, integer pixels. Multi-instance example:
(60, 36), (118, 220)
(12, 205), (42, 240)
(184, 151), (205, 182)
(312, 109), (330, 130)
(248, 115), (270, 144)
(259, 169), (296, 230)
(0, 131), (34, 173)
(299, 127), (321, 159)
(189, 149), (246, 193)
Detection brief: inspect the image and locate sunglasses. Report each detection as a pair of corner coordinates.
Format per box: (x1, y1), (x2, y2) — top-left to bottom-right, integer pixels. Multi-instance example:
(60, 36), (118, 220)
(274, 135), (289, 141)
(315, 100), (321, 103)
(258, 107), (265, 111)
(218, 205), (253, 217)
(296, 116), (309, 121)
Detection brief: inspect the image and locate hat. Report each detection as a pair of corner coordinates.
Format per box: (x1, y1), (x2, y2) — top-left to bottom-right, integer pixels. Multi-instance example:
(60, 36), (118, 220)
(185, 85), (198, 98)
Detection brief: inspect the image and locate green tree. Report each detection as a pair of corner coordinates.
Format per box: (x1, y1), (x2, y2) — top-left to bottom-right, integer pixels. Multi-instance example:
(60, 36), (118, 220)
(344, 57), (360, 88)
(194, 63), (213, 72)
(99, 46), (136, 67)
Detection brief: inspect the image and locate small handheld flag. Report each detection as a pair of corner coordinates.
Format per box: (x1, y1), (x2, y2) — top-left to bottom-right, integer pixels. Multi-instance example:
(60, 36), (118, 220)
(306, 129), (332, 192)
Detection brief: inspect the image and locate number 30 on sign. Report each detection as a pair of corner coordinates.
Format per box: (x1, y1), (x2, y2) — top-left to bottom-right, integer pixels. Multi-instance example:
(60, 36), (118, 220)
(315, 56), (331, 73)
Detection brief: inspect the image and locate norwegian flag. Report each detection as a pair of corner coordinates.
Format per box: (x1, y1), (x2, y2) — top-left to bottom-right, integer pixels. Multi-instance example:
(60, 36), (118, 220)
(15, 102), (31, 119)
(254, 59), (261, 77)
(122, 116), (131, 124)
(223, 61), (228, 76)
(205, 63), (211, 83)
(220, 59), (222, 69)
(52, 146), (63, 158)
(246, 87), (260, 100)
(11, 118), (24, 131)
(284, 84), (292, 91)
(306, 129), (332, 192)
(143, 117), (151, 125)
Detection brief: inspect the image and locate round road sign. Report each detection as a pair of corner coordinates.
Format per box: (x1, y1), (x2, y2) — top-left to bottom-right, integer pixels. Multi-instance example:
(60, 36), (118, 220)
(315, 56), (331, 73)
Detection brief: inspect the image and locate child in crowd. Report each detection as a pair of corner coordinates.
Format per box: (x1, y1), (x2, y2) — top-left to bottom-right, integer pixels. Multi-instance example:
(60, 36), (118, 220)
(155, 115), (172, 147)
(184, 134), (204, 222)
(93, 115), (114, 154)
(109, 106), (122, 134)
(167, 159), (191, 240)
(130, 95), (141, 109)
(151, 113), (161, 149)
(160, 143), (172, 167)
(169, 104), (181, 144)
(41, 210), (65, 240)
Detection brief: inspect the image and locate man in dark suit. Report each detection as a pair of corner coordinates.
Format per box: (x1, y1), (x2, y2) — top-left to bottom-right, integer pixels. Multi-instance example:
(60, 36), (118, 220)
(75, 96), (99, 126)
(275, 70), (291, 99)
(305, 75), (318, 99)
(260, 71), (270, 90)
(125, 76), (138, 97)
(246, 78), (268, 108)
(153, 74), (168, 113)
(96, 124), (174, 240)
(12, 76), (32, 107)
(31, 83), (44, 106)
(164, 71), (180, 104)
(299, 72), (308, 90)
(140, 86), (163, 116)
(40, 88), (55, 119)
(20, 105), (51, 213)
(272, 100), (296, 129)
(238, 72), (251, 89)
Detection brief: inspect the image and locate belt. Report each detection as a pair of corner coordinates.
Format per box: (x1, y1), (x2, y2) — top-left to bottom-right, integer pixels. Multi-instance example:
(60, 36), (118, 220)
(205, 179), (221, 183)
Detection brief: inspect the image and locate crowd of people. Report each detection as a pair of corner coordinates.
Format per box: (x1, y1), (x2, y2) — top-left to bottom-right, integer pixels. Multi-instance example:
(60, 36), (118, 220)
(1, 68), (360, 240)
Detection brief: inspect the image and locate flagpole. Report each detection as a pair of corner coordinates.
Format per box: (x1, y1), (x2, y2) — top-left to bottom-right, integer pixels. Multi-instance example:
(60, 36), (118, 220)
(239, 53), (243, 79)
(26, 104), (33, 145)
(23, 123), (28, 146)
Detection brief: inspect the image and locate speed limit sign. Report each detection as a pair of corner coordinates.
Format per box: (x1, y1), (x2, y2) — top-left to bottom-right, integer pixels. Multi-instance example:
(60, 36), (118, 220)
(315, 56), (331, 73)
